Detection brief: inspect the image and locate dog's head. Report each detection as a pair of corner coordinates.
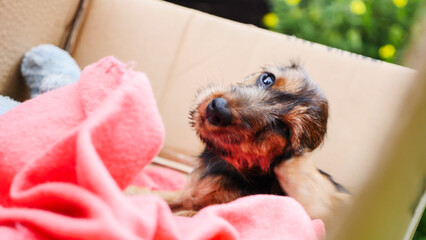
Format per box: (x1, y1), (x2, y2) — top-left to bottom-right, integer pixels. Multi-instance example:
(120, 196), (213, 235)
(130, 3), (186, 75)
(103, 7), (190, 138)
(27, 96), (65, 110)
(190, 64), (328, 173)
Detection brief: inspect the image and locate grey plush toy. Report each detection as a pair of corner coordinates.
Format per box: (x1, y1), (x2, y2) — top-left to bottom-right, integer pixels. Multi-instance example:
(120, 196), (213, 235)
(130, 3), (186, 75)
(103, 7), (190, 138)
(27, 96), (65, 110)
(0, 44), (81, 115)
(0, 96), (20, 115)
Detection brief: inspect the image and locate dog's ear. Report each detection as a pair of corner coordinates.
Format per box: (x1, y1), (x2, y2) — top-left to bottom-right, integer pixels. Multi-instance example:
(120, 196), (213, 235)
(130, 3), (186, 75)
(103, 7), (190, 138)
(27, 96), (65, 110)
(284, 100), (328, 155)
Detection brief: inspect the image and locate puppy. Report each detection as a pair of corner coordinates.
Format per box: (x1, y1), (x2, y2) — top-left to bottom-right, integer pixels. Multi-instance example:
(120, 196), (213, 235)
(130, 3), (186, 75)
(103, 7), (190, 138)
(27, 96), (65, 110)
(126, 64), (349, 224)
(164, 64), (350, 223)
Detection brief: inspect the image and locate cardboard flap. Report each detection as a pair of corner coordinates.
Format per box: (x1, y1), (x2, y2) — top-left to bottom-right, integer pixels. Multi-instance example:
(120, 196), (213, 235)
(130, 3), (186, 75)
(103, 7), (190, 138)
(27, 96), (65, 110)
(71, 0), (195, 101)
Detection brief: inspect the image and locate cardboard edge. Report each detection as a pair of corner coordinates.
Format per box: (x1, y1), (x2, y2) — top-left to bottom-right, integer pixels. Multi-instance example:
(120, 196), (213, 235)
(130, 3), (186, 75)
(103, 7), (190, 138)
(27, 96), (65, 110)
(65, 0), (89, 52)
(175, 4), (415, 73)
(404, 191), (426, 240)
(68, 0), (93, 55)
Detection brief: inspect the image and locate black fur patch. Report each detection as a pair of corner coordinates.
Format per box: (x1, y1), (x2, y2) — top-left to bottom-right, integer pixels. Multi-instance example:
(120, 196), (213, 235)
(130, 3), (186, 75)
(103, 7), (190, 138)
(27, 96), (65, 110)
(199, 148), (286, 196)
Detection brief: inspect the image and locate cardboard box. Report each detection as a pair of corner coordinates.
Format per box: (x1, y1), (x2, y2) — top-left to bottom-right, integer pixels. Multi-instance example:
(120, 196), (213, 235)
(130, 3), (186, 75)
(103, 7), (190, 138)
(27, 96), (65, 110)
(0, 0), (424, 239)
(0, 0), (81, 101)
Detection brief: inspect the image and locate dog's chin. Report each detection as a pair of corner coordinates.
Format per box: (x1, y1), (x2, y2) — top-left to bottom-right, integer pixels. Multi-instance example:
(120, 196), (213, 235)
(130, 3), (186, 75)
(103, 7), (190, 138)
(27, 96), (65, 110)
(197, 127), (233, 146)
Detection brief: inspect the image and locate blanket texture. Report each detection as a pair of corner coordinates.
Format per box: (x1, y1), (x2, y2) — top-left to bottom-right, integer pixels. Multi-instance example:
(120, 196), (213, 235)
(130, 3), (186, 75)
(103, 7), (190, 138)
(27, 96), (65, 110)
(0, 57), (325, 240)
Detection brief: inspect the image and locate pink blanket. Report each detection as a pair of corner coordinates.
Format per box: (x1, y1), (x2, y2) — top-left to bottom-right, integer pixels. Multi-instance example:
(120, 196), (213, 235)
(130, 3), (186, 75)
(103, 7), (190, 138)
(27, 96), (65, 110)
(0, 57), (325, 240)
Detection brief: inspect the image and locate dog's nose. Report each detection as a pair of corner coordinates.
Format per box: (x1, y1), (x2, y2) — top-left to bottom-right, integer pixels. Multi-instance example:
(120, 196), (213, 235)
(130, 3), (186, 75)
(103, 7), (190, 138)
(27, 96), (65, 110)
(206, 97), (232, 126)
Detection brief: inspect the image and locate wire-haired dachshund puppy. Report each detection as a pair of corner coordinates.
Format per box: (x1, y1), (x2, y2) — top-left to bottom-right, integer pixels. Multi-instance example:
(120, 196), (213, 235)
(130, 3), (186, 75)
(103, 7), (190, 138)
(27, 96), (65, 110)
(130, 64), (350, 225)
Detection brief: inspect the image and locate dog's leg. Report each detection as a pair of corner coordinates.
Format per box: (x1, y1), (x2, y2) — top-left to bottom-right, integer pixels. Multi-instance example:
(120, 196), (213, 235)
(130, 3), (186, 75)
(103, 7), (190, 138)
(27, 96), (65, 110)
(274, 156), (350, 225)
(125, 180), (211, 217)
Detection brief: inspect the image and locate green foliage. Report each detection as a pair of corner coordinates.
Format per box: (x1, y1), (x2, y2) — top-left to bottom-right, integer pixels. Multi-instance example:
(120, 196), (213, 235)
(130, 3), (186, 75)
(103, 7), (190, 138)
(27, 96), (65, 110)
(265, 0), (426, 63)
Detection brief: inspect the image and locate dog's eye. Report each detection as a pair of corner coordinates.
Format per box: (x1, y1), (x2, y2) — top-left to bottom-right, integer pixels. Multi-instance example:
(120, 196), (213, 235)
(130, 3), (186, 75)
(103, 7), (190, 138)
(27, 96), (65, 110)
(257, 73), (275, 88)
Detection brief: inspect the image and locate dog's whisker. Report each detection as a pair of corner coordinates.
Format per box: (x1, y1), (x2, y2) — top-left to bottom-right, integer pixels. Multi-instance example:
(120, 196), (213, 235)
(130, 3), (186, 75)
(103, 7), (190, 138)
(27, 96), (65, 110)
(166, 64), (348, 223)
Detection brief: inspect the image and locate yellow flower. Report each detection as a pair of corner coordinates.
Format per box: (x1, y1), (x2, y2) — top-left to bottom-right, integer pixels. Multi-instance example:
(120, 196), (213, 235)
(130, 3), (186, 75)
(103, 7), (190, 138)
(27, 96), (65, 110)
(350, 0), (367, 15)
(262, 13), (279, 28)
(379, 44), (396, 59)
(285, 0), (301, 6)
(393, 0), (408, 8)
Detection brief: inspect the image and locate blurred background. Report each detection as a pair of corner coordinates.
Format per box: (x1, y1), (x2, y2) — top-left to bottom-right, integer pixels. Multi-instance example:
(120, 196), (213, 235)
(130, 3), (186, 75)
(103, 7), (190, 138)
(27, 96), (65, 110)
(164, 0), (425, 64)
(164, 0), (425, 238)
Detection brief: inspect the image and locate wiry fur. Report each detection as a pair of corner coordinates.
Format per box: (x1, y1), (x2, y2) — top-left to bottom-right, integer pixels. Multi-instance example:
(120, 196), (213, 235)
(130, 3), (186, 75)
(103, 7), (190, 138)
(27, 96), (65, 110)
(150, 64), (349, 224)
(189, 64), (328, 172)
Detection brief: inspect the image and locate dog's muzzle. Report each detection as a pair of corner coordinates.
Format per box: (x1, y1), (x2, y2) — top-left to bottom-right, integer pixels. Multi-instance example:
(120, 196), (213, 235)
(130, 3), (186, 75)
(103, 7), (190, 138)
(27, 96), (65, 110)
(205, 97), (232, 126)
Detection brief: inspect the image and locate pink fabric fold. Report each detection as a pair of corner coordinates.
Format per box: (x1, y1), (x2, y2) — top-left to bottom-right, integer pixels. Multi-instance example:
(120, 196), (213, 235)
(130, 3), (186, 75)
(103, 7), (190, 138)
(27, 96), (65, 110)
(0, 57), (325, 240)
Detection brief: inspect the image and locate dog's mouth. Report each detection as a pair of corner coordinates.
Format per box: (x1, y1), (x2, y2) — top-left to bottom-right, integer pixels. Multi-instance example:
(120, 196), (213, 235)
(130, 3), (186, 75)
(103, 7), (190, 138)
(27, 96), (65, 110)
(190, 87), (276, 144)
(190, 96), (245, 145)
(189, 90), (291, 172)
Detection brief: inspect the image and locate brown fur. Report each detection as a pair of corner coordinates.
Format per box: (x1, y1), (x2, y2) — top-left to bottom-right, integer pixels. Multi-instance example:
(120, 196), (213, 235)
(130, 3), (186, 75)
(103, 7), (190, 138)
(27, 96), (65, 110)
(129, 64), (349, 224)
(190, 64), (328, 171)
